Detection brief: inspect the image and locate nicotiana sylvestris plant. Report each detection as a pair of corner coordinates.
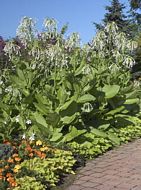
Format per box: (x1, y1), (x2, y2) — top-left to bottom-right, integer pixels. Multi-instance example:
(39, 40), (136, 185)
(1, 17), (140, 147)
(89, 22), (138, 69)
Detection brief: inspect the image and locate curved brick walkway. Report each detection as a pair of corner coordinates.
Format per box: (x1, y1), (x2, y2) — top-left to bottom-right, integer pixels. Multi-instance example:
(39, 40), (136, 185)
(66, 139), (141, 190)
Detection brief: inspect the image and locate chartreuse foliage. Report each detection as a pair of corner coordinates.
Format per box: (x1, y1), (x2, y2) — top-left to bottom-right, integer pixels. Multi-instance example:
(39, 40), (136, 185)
(0, 139), (76, 190)
(14, 151), (75, 189)
(13, 176), (45, 190)
(68, 118), (141, 158)
(16, 151), (75, 186)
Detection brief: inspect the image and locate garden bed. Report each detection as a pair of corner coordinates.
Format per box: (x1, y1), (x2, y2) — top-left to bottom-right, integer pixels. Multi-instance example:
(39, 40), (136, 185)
(0, 17), (141, 189)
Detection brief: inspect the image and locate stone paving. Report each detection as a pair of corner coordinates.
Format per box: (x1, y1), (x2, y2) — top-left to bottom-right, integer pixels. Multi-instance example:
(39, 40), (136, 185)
(66, 139), (141, 190)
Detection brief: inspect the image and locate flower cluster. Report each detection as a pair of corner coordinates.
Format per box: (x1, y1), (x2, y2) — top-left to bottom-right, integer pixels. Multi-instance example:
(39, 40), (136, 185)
(0, 139), (53, 189)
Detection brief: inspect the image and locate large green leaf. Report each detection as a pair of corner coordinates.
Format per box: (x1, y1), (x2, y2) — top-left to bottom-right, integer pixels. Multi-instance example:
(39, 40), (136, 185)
(57, 87), (68, 105)
(50, 132), (63, 142)
(83, 84), (91, 93)
(61, 113), (79, 125)
(102, 85), (120, 99)
(17, 68), (26, 81)
(106, 106), (125, 115)
(26, 71), (35, 88)
(77, 94), (96, 104)
(33, 112), (48, 128)
(35, 94), (50, 105)
(11, 76), (27, 87)
(91, 128), (107, 138)
(27, 124), (50, 138)
(124, 98), (139, 105)
(59, 99), (75, 111)
(74, 60), (85, 76)
(108, 132), (120, 145)
(59, 99), (78, 117)
(98, 124), (110, 130)
(63, 126), (86, 142)
(115, 114), (138, 125)
(19, 117), (26, 130)
(46, 113), (60, 127)
(34, 102), (49, 115)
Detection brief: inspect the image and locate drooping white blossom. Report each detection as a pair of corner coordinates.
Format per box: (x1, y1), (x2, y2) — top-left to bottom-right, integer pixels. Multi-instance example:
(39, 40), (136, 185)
(29, 133), (35, 141)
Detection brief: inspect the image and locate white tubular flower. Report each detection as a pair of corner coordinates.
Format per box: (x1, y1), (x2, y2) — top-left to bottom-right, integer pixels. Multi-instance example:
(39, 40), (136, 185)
(26, 119), (32, 125)
(134, 80), (140, 88)
(43, 18), (57, 32)
(124, 57), (135, 68)
(81, 103), (93, 113)
(82, 66), (91, 75)
(65, 32), (80, 50)
(4, 41), (21, 59)
(0, 81), (3, 85)
(16, 16), (36, 46)
(29, 133), (35, 141)
(90, 22), (137, 69)
(22, 133), (26, 139)
(5, 86), (12, 93)
(15, 115), (20, 123)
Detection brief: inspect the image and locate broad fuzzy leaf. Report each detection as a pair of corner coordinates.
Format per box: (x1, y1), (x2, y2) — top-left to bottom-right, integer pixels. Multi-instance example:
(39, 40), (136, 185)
(102, 85), (120, 99)
(77, 94), (96, 104)
(63, 126), (86, 142)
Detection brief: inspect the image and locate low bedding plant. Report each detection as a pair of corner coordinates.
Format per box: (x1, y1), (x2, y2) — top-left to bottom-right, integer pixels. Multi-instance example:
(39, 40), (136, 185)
(68, 119), (141, 158)
(0, 17), (141, 189)
(0, 137), (75, 190)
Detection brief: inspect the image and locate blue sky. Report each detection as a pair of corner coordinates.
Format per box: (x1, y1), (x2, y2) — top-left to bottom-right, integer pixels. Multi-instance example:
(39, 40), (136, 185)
(0, 0), (129, 43)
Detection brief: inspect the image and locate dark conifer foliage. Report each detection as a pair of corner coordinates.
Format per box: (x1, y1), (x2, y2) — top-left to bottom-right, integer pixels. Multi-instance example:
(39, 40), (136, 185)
(94, 0), (140, 38)
(130, 0), (141, 9)
(94, 0), (128, 32)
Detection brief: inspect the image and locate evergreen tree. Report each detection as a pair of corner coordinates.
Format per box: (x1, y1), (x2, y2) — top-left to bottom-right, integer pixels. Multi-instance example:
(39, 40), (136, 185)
(94, 0), (138, 38)
(94, 0), (127, 30)
(129, 0), (141, 24)
(104, 0), (127, 31)
(130, 0), (141, 9)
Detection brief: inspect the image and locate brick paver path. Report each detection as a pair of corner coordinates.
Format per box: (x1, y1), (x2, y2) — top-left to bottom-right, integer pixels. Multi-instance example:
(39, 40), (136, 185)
(66, 139), (141, 190)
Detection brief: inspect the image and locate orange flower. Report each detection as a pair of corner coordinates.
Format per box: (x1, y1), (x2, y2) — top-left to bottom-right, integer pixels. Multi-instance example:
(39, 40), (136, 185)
(29, 153), (34, 157)
(12, 154), (19, 158)
(11, 181), (18, 187)
(34, 150), (42, 157)
(6, 173), (13, 178)
(7, 158), (14, 163)
(5, 165), (10, 169)
(7, 177), (15, 183)
(41, 153), (46, 159)
(14, 157), (21, 162)
(25, 145), (32, 152)
(3, 140), (11, 145)
(0, 168), (3, 173)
